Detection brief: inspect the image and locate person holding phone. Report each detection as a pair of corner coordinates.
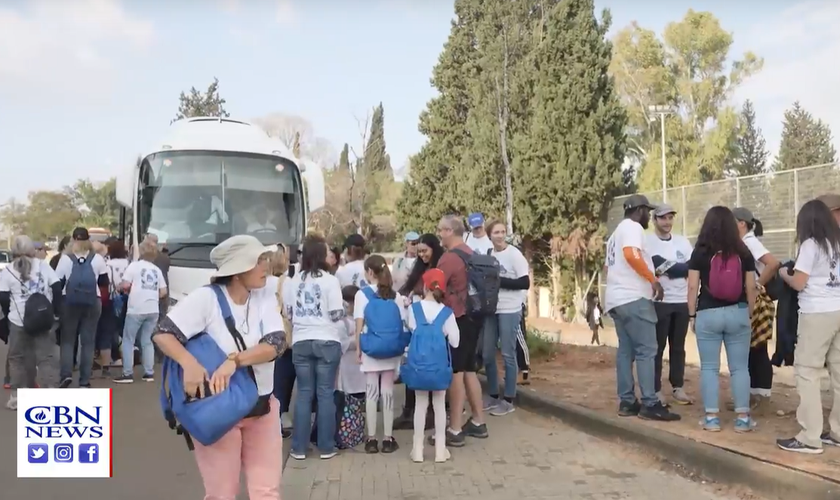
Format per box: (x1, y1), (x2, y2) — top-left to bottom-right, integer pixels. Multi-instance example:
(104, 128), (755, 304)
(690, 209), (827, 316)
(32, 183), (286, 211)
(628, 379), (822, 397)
(646, 204), (695, 407)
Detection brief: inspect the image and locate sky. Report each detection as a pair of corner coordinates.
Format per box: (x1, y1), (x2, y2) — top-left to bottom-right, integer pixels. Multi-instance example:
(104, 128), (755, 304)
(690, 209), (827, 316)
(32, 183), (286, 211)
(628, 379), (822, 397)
(0, 0), (838, 204)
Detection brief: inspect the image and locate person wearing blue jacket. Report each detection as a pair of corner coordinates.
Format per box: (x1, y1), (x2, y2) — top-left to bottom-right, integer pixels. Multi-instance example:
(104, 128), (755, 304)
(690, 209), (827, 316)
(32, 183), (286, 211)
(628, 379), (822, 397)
(646, 204), (694, 406)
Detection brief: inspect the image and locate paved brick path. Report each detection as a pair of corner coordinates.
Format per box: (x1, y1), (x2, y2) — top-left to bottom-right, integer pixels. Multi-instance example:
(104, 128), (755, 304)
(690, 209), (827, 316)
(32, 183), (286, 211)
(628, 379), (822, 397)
(283, 409), (737, 500)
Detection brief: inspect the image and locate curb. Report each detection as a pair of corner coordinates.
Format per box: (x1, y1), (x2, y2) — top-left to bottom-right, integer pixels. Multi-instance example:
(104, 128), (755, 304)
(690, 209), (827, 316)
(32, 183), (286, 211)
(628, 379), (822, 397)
(481, 378), (840, 500)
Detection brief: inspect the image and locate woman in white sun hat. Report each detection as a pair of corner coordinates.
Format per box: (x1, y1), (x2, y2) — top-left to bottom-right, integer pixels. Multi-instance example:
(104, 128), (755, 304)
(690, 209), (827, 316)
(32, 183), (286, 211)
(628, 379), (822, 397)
(153, 235), (287, 500)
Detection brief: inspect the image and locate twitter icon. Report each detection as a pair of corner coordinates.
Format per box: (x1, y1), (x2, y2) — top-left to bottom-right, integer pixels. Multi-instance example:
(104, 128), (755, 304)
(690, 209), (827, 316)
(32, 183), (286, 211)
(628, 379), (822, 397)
(28, 444), (48, 464)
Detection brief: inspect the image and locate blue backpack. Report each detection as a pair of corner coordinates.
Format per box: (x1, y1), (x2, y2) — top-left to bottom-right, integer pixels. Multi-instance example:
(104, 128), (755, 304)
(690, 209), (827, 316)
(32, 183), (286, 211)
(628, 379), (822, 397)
(401, 302), (453, 392)
(358, 286), (410, 359)
(65, 252), (99, 306)
(159, 285), (260, 449)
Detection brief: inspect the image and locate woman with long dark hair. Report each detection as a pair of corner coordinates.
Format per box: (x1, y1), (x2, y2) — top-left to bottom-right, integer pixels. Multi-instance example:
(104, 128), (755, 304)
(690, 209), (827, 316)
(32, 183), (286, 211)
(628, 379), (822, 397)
(777, 200), (840, 454)
(282, 234), (345, 460)
(687, 206), (757, 432)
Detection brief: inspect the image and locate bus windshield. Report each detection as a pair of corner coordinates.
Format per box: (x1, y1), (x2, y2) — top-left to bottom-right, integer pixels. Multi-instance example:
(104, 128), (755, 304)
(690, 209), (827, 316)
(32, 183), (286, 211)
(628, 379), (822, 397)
(137, 151), (304, 247)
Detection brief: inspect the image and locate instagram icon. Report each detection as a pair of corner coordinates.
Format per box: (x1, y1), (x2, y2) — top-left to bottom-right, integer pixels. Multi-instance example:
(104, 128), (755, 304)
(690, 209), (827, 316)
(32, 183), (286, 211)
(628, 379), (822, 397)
(53, 443), (74, 463)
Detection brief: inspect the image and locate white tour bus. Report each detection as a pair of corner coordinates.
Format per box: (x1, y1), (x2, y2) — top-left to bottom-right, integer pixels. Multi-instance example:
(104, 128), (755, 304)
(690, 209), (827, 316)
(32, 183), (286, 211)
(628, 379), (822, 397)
(115, 117), (324, 303)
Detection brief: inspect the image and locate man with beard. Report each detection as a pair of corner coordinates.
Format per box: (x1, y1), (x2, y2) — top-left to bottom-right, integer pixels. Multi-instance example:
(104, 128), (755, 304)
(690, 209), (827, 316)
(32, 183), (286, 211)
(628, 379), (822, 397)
(604, 195), (680, 422)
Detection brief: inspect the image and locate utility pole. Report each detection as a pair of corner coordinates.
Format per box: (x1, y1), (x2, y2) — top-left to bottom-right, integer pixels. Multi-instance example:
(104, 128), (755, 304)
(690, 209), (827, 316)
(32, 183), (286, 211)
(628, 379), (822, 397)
(648, 105), (674, 202)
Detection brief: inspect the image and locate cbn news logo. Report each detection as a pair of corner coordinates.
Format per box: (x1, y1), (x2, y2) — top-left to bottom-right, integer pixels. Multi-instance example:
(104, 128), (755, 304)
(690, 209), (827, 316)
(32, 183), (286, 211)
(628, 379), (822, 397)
(17, 388), (112, 478)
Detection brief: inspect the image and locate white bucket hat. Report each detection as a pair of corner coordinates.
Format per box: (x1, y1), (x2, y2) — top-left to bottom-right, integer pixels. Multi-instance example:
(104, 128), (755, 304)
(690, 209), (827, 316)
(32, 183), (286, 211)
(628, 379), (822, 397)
(210, 235), (269, 278)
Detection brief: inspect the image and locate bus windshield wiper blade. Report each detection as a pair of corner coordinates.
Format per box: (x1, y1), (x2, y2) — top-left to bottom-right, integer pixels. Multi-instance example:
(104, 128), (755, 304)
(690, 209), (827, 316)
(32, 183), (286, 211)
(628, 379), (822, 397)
(166, 242), (217, 257)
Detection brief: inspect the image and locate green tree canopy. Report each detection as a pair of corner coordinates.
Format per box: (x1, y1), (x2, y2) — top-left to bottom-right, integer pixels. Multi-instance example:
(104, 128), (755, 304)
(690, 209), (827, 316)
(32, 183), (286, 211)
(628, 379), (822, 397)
(774, 101), (837, 171)
(173, 77), (230, 122)
(729, 99), (769, 177)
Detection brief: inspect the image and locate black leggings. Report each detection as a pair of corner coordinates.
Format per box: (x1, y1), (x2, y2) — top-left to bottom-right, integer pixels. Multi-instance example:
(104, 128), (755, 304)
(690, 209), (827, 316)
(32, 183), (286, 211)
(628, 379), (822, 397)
(749, 342), (773, 392)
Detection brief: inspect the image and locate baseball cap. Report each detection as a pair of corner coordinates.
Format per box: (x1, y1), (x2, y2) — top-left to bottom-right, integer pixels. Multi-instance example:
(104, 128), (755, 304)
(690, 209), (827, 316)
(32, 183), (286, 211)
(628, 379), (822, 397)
(422, 268), (446, 290)
(467, 212), (485, 229)
(653, 204), (677, 217)
(732, 207), (757, 223)
(817, 193), (840, 211)
(344, 234), (365, 249)
(622, 194), (656, 211)
(404, 231), (420, 242)
(72, 227), (90, 241)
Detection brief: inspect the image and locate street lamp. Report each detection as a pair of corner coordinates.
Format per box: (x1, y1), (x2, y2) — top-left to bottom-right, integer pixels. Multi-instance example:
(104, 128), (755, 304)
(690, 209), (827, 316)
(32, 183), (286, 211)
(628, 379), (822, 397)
(648, 104), (675, 202)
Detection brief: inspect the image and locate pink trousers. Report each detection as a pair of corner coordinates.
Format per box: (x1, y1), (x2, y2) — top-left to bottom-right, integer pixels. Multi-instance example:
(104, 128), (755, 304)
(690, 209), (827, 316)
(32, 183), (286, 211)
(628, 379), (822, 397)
(193, 397), (283, 500)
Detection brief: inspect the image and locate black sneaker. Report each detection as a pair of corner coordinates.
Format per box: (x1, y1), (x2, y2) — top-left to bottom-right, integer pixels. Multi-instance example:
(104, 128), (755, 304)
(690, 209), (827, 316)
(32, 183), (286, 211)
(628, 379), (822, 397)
(59, 378), (73, 389)
(821, 432), (840, 447)
(463, 418), (489, 438)
(638, 402), (681, 421)
(428, 429), (466, 447)
(79, 383), (92, 388)
(393, 409), (414, 430)
(142, 373), (154, 382)
(113, 374), (134, 384)
(777, 437), (823, 454)
(381, 437), (399, 454)
(618, 400), (641, 417)
(364, 439), (379, 454)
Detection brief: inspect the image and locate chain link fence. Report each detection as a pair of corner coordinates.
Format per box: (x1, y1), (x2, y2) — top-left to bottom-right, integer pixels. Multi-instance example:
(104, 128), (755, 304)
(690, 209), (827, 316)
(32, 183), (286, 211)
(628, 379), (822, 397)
(600, 162), (840, 301)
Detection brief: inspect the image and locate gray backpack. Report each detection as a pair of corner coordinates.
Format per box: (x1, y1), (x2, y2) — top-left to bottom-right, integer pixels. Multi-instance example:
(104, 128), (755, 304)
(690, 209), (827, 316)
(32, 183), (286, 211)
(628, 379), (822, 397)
(451, 248), (500, 317)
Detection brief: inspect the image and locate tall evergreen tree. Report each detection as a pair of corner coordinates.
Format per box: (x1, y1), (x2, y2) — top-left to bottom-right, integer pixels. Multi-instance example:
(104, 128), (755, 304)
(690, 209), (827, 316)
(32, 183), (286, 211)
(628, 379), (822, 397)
(397, 0), (481, 234)
(363, 103), (393, 176)
(336, 143), (351, 172)
(774, 101), (837, 171)
(731, 100), (769, 176)
(173, 77), (229, 122)
(518, 0), (625, 240)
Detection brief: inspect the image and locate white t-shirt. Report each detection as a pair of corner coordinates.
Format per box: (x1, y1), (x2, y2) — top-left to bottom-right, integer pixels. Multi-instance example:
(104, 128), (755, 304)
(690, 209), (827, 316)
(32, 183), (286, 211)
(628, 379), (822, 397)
(743, 231), (769, 277)
(604, 219), (653, 311)
(337, 317), (366, 394)
(166, 286), (284, 396)
(55, 252), (109, 296)
(492, 244), (529, 313)
(336, 260), (368, 288)
(353, 284), (407, 373)
(644, 233), (693, 304)
(106, 258), (129, 296)
(0, 258), (60, 327)
(464, 233), (493, 255)
(794, 238), (840, 313)
(282, 271), (344, 344)
(406, 300), (460, 349)
(122, 260), (167, 315)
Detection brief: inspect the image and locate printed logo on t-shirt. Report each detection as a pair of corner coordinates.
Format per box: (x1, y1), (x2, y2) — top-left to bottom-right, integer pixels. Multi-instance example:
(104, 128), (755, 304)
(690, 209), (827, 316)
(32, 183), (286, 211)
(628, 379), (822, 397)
(295, 282), (324, 318)
(350, 272), (368, 288)
(676, 250), (686, 261)
(606, 238), (616, 267)
(829, 253), (840, 288)
(140, 268), (159, 291)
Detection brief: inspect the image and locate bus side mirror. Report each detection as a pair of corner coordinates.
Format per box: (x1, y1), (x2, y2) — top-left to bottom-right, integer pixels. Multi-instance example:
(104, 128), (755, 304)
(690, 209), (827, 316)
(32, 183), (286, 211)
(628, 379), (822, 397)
(301, 160), (325, 212)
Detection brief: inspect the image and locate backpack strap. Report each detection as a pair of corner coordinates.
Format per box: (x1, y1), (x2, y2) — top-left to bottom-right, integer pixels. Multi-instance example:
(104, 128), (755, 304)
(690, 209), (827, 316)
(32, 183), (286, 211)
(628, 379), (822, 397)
(450, 248), (470, 266)
(361, 286), (376, 301)
(411, 301), (428, 325)
(431, 307), (453, 329)
(208, 285), (257, 386)
(486, 248), (492, 256)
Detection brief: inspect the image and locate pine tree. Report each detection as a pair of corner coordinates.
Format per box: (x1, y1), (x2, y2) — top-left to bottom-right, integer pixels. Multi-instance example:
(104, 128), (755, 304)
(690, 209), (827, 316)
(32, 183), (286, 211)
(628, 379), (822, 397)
(731, 100), (769, 176)
(774, 101), (837, 171)
(173, 77), (230, 122)
(397, 0), (482, 234)
(363, 103), (393, 176)
(518, 0), (626, 240)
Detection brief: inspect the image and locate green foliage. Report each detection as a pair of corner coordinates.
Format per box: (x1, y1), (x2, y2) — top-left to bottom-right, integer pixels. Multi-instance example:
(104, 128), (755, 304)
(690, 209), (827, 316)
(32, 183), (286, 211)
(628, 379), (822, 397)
(173, 77), (230, 122)
(336, 143), (351, 172)
(611, 10), (763, 189)
(774, 101), (837, 171)
(525, 328), (559, 359)
(730, 100), (769, 176)
(66, 178), (121, 232)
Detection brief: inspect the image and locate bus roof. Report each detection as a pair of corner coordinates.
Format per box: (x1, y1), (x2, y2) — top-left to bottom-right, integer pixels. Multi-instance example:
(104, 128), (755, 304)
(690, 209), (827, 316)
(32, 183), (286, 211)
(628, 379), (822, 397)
(143, 117), (300, 162)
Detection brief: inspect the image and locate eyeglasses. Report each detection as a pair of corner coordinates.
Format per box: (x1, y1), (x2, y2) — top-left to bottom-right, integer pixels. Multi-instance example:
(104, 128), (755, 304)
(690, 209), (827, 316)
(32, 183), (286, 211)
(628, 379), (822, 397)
(407, 240), (419, 245)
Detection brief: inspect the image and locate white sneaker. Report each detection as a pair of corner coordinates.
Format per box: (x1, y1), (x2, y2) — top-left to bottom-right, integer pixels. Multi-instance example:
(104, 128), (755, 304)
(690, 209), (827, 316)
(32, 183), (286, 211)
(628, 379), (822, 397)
(320, 451), (338, 460)
(672, 387), (693, 405)
(434, 448), (451, 463)
(6, 394), (17, 411)
(410, 447), (424, 463)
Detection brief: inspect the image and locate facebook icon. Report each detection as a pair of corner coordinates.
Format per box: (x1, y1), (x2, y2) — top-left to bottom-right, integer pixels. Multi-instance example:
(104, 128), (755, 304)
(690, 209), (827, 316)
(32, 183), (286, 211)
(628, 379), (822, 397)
(78, 443), (99, 464)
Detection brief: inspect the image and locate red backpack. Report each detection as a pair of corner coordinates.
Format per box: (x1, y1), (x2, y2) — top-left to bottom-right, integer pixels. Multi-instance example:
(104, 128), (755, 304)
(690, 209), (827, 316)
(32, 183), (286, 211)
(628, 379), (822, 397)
(708, 253), (743, 302)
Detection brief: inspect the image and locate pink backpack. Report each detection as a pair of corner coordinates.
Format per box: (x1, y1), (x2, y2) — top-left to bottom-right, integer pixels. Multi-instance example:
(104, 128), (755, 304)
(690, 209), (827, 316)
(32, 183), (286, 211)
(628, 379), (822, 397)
(708, 253), (743, 302)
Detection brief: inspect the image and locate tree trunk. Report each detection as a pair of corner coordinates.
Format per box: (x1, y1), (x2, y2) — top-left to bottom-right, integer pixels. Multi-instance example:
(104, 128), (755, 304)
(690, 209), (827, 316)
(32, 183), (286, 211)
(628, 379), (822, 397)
(523, 238), (538, 319)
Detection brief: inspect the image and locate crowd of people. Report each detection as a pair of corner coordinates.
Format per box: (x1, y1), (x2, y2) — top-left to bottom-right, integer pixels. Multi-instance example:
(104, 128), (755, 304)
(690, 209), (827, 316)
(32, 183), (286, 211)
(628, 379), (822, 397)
(604, 192), (840, 455)
(1, 228), (170, 409)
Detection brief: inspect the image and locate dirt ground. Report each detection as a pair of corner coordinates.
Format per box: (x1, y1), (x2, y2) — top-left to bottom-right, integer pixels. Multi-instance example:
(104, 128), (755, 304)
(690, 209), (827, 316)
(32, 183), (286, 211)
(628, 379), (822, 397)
(520, 321), (840, 484)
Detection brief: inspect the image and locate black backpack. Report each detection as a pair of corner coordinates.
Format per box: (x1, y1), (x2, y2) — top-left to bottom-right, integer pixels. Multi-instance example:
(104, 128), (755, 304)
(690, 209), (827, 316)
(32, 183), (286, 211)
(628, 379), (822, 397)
(5, 264), (54, 335)
(451, 248), (500, 317)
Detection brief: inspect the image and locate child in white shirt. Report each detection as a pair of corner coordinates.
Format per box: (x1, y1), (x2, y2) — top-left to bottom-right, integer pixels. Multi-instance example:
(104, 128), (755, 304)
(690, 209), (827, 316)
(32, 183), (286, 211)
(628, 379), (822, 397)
(338, 285), (365, 397)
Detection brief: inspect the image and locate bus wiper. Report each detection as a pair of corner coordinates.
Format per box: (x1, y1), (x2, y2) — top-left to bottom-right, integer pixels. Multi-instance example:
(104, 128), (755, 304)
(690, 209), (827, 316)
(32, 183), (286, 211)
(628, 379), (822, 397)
(166, 242), (217, 258)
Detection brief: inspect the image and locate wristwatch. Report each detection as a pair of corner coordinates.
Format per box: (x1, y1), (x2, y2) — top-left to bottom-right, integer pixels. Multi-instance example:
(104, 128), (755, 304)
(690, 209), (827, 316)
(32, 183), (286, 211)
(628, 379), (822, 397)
(226, 353), (241, 368)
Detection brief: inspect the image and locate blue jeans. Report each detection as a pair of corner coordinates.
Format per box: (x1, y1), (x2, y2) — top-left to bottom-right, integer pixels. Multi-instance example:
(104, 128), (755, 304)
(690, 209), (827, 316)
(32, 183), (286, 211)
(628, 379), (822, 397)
(291, 339), (341, 455)
(610, 298), (658, 407)
(483, 311), (521, 398)
(273, 348), (295, 413)
(695, 304), (751, 414)
(121, 313), (158, 377)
